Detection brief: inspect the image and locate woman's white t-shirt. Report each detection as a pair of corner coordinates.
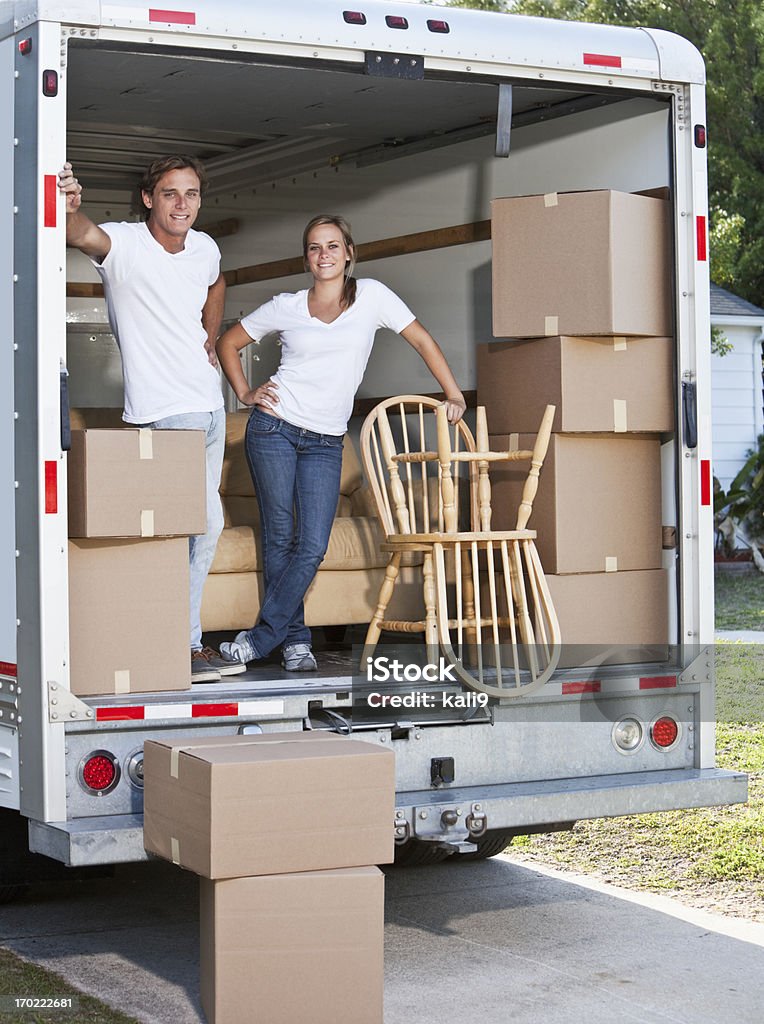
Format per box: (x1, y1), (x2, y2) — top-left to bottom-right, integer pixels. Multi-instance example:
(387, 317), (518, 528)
(94, 221), (224, 423)
(240, 278), (415, 435)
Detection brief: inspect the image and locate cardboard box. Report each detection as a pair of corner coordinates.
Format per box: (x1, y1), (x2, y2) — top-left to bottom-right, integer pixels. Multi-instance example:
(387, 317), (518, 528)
(492, 190), (671, 338)
(477, 336), (674, 435)
(68, 537), (190, 696)
(547, 569), (669, 666)
(68, 428), (206, 538)
(143, 732), (395, 878)
(200, 866), (384, 1024)
(490, 434), (662, 574)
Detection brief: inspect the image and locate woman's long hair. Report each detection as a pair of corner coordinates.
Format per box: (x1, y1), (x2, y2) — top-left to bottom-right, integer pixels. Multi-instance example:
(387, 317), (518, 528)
(302, 214), (357, 310)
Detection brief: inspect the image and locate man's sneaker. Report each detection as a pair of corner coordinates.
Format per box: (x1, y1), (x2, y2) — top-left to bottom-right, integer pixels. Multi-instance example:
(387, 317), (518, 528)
(200, 646), (246, 677)
(219, 631), (260, 666)
(282, 642), (318, 672)
(191, 649), (221, 683)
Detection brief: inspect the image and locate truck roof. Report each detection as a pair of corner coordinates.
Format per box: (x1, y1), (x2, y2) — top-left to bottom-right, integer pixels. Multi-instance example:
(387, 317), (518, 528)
(2, 0), (705, 84)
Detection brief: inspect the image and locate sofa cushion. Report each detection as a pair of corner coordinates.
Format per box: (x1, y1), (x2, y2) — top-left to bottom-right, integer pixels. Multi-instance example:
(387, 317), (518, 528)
(210, 515), (392, 574)
(210, 525), (259, 573)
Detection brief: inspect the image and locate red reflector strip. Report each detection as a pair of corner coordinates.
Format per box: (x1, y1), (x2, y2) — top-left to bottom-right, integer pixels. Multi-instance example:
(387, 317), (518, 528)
(639, 676), (677, 690)
(44, 461), (57, 513)
(562, 680), (601, 695)
(0, 661), (17, 677)
(96, 706), (145, 721)
(583, 52), (622, 68)
(696, 215), (707, 261)
(192, 702), (238, 718)
(700, 459), (711, 506)
(43, 175), (57, 227)
(149, 8), (196, 24)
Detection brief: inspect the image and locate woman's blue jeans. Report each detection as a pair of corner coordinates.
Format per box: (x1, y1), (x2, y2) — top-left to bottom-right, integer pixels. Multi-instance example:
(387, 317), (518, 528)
(241, 407), (344, 658)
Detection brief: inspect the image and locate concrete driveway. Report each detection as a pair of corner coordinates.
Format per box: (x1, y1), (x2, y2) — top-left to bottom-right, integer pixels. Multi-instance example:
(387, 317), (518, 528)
(1, 855), (763, 1023)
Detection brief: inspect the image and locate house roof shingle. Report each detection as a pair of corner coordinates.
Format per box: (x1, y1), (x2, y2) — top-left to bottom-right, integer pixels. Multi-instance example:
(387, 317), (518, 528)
(710, 283), (764, 318)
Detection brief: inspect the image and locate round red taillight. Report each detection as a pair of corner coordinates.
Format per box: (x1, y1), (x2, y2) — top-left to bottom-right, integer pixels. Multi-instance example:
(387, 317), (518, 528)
(651, 716), (679, 749)
(80, 752), (119, 794)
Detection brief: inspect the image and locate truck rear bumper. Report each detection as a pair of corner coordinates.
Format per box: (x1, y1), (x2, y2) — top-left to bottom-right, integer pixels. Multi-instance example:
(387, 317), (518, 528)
(28, 767), (747, 866)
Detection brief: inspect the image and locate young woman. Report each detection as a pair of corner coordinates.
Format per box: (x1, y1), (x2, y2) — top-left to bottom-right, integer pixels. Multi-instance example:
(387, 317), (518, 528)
(217, 214), (466, 671)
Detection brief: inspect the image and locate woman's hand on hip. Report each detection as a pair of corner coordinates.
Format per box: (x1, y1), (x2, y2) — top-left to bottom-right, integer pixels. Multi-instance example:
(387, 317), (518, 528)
(240, 379), (279, 410)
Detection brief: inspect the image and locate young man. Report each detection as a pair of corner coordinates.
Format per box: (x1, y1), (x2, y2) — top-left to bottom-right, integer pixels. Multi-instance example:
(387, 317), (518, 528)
(58, 156), (244, 683)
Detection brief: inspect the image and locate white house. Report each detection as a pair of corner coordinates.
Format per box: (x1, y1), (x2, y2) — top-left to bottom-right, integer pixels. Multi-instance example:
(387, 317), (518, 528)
(710, 283), (764, 490)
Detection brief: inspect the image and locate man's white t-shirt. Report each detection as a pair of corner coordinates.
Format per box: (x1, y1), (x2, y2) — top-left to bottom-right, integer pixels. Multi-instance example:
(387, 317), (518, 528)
(94, 221), (224, 423)
(240, 278), (415, 435)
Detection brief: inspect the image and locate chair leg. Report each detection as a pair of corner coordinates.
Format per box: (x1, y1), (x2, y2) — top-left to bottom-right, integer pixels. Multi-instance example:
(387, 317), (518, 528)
(422, 551), (439, 665)
(361, 552), (402, 669)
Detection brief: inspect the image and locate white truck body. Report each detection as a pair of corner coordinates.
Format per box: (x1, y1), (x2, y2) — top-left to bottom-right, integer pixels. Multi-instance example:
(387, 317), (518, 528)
(0, 0), (745, 874)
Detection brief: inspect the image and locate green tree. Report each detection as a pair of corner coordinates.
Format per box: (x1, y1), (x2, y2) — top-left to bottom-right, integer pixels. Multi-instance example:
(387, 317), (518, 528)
(439, 0), (764, 309)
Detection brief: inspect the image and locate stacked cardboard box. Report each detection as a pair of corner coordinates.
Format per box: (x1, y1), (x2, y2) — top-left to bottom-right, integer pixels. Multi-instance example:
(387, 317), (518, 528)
(67, 427), (206, 695)
(483, 190), (673, 663)
(143, 732), (394, 1024)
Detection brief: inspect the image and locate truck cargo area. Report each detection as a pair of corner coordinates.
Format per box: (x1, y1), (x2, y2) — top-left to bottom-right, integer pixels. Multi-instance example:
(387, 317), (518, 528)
(3, 2), (737, 872)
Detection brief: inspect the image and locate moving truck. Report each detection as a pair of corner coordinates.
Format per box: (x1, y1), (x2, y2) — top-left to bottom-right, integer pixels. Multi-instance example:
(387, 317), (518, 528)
(0, 0), (746, 891)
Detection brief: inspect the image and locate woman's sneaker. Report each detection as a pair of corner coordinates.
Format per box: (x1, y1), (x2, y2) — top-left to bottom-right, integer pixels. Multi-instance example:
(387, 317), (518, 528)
(219, 631), (260, 666)
(282, 643), (318, 672)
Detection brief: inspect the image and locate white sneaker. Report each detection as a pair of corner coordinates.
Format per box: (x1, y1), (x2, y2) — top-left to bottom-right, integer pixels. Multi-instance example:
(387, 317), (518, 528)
(282, 643), (318, 672)
(219, 631), (260, 666)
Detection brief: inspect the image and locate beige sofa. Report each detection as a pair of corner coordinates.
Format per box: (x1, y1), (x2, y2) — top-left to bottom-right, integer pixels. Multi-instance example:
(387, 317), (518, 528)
(69, 408), (422, 634)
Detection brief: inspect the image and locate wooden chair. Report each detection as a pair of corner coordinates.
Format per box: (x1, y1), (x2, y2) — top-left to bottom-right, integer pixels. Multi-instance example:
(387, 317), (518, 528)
(360, 395), (478, 667)
(360, 396), (561, 698)
(431, 403), (561, 698)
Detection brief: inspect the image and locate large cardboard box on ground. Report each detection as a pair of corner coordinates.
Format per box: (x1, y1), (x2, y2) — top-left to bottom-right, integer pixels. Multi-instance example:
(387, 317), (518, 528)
(68, 537), (190, 696)
(477, 336), (674, 435)
(200, 866), (384, 1024)
(68, 428), (206, 537)
(547, 569), (669, 666)
(143, 732), (395, 878)
(490, 434), (663, 574)
(491, 190), (671, 338)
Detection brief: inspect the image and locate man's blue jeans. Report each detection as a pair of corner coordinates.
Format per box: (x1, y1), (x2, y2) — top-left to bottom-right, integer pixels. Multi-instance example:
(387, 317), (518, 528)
(139, 408), (225, 651)
(240, 407), (344, 657)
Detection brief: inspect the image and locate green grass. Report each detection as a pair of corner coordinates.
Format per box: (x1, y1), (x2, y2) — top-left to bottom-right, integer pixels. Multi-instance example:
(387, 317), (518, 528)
(508, 643), (764, 918)
(0, 949), (140, 1023)
(715, 569), (764, 630)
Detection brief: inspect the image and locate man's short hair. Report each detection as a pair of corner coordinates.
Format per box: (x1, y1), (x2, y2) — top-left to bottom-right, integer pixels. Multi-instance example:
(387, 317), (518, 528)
(140, 155), (209, 199)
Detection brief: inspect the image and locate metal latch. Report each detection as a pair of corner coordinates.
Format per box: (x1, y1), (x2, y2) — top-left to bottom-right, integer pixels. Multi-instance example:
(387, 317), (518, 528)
(682, 379), (697, 449)
(48, 681), (94, 723)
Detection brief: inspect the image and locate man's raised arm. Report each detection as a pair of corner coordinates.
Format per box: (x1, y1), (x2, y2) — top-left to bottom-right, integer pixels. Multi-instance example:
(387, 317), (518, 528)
(58, 162), (112, 261)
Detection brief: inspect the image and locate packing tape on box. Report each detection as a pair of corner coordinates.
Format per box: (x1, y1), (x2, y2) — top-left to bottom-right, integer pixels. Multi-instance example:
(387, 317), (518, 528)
(544, 192), (558, 207)
(140, 509), (155, 537)
(605, 556), (618, 572)
(613, 336), (628, 351)
(138, 429), (153, 460)
(544, 316), (559, 336)
(613, 400), (628, 433)
(171, 837), (180, 865)
(508, 433), (519, 453)
(167, 738), (295, 779)
(114, 670), (131, 694)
